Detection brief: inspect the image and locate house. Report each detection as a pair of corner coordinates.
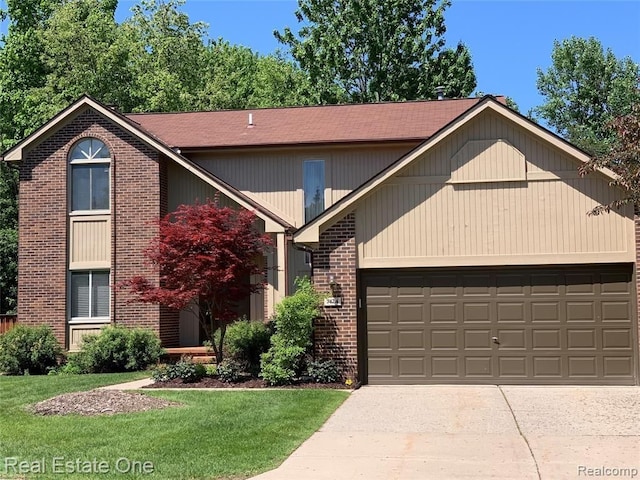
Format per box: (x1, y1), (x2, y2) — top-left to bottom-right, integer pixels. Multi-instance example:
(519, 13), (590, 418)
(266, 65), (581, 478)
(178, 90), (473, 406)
(2, 95), (638, 385)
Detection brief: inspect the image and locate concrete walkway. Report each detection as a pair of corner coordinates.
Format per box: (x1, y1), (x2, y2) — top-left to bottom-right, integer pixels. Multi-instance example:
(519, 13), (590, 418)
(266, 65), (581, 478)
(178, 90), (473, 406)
(251, 385), (640, 480)
(98, 378), (154, 390)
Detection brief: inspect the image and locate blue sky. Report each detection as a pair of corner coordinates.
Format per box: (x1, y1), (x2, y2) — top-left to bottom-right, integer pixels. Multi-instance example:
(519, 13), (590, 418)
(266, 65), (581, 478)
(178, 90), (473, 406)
(2, 0), (639, 117)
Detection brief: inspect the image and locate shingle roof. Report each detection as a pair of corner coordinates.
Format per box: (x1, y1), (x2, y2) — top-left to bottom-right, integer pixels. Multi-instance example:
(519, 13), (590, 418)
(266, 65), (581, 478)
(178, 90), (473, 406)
(126, 97), (502, 149)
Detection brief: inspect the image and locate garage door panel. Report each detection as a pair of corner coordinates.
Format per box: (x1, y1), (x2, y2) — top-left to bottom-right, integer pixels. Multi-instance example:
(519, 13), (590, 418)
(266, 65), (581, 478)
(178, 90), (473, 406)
(568, 356), (597, 377)
(465, 357), (492, 376)
(398, 303), (423, 323)
(398, 357), (426, 377)
(463, 303), (491, 323)
(602, 329), (632, 349)
(531, 302), (560, 322)
(498, 356), (528, 377)
(497, 302), (526, 322)
(431, 330), (458, 350)
(430, 303), (457, 323)
(464, 330), (492, 349)
(567, 329), (596, 349)
(398, 330), (425, 349)
(497, 329), (526, 349)
(532, 329), (561, 350)
(364, 265), (637, 385)
(602, 301), (631, 322)
(604, 357), (633, 376)
(567, 302), (595, 322)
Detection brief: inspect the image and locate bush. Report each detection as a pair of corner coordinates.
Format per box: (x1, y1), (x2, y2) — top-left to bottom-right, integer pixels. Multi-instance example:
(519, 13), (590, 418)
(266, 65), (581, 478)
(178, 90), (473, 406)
(225, 319), (271, 374)
(260, 278), (321, 385)
(151, 357), (205, 383)
(216, 359), (242, 383)
(0, 325), (63, 375)
(72, 326), (163, 373)
(307, 359), (340, 384)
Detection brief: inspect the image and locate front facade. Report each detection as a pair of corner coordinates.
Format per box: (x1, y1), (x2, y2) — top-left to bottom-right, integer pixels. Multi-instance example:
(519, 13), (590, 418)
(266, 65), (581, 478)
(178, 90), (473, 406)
(3, 95), (638, 385)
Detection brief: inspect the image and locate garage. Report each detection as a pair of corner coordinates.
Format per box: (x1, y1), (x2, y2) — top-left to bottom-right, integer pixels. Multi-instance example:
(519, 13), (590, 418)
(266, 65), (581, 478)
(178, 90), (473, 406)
(362, 265), (638, 385)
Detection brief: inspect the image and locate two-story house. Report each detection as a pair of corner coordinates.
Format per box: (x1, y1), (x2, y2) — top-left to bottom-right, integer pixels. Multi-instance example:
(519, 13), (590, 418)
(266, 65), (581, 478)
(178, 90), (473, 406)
(3, 95), (638, 385)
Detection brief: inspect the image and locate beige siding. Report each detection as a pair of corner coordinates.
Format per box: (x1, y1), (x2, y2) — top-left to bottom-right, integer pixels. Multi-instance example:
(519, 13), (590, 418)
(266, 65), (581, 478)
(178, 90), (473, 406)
(288, 246), (312, 294)
(68, 324), (105, 351)
(451, 139), (526, 183)
(69, 216), (111, 269)
(191, 144), (413, 227)
(356, 111), (635, 267)
(167, 162), (238, 211)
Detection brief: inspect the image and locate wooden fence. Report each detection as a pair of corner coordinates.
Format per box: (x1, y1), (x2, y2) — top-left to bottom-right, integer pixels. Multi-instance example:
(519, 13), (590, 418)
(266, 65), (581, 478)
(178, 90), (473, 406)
(0, 315), (17, 334)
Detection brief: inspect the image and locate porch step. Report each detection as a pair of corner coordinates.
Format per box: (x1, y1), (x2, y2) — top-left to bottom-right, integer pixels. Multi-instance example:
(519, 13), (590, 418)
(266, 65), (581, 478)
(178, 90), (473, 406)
(164, 347), (215, 364)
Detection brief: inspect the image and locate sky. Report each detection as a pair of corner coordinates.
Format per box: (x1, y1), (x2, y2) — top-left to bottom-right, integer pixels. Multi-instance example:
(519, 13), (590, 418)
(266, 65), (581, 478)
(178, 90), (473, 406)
(2, 0), (639, 117)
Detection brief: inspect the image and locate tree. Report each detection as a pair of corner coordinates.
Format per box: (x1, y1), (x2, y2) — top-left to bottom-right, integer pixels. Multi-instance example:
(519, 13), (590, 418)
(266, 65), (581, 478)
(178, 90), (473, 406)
(580, 103), (640, 215)
(0, 162), (18, 313)
(275, 0), (477, 103)
(535, 36), (640, 155)
(121, 200), (272, 363)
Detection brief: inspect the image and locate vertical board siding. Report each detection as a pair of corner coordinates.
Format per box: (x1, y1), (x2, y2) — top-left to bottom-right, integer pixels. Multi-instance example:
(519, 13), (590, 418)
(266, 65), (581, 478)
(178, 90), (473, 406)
(69, 325), (105, 351)
(69, 216), (110, 267)
(192, 145), (413, 227)
(167, 162), (236, 211)
(356, 111), (634, 266)
(451, 139), (526, 183)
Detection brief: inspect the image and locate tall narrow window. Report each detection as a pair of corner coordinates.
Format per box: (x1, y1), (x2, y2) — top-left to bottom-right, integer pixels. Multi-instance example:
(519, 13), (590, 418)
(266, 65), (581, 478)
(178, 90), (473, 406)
(303, 160), (325, 222)
(70, 271), (110, 320)
(69, 138), (110, 212)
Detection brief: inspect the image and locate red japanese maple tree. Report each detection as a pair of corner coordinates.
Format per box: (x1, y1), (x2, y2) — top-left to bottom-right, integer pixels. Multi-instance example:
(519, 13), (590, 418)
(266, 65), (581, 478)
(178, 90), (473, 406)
(122, 199), (273, 363)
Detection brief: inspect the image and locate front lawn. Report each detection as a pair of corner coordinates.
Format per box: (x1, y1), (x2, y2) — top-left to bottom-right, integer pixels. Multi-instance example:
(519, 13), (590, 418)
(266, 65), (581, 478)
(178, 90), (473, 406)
(0, 374), (349, 479)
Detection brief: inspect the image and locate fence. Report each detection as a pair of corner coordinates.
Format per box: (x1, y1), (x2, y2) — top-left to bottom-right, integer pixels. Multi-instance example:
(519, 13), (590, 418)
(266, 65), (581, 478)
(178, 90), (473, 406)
(0, 314), (17, 334)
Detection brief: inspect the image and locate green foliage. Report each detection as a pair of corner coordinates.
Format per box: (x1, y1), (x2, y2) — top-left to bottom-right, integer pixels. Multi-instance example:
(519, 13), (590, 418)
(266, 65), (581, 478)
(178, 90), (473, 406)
(535, 36), (640, 155)
(275, 0), (477, 103)
(70, 326), (163, 374)
(260, 278), (321, 385)
(151, 356), (205, 383)
(215, 359), (242, 383)
(0, 325), (62, 375)
(307, 359), (341, 384)
(225, 319), (272, 374)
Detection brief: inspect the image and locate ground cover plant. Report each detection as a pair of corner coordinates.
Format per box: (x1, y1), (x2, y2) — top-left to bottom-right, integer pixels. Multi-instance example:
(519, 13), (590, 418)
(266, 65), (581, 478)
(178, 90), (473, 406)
(0, 373), (349, 479)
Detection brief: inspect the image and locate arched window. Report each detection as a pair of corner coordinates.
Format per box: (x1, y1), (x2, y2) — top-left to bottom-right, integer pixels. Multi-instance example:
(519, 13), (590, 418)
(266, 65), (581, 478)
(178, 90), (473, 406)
(69, 138), (110, 212)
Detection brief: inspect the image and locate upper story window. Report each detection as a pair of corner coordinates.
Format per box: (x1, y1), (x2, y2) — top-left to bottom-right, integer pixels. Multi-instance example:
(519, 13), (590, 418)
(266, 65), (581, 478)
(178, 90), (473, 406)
(303, 160), (325, 223)
(69, 138), (110, 212)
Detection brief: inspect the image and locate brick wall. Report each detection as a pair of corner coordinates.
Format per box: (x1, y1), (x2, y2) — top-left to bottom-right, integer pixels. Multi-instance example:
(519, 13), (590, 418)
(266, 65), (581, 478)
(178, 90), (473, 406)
(312, 213), (358, 380)
(636, 218), (640, 366)
(19, 107), (179, 347)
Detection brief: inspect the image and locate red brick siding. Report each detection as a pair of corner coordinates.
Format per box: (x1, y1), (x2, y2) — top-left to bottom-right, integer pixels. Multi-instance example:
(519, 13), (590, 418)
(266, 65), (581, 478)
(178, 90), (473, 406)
(19, 107), (179, 347)
(312, 213), (358, 380)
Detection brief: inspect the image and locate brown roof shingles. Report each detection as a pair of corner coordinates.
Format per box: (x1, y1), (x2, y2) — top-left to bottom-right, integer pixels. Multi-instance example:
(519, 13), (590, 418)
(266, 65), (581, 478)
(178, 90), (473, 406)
(126, 97), (501, 149)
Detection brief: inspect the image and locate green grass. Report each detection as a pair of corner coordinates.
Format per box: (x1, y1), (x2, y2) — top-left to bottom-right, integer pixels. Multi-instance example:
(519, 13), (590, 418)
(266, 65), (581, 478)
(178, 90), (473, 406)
(0, 374), (349, 479)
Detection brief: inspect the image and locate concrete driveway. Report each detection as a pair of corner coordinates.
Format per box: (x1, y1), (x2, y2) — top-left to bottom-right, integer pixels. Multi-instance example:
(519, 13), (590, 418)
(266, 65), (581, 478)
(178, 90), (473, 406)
(252, 385), (640, 480)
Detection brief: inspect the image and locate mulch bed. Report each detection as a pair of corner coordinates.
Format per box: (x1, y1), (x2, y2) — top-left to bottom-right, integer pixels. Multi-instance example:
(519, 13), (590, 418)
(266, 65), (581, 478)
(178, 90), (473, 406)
(29, 390), (182, 416)
(144, 377), (352, 389)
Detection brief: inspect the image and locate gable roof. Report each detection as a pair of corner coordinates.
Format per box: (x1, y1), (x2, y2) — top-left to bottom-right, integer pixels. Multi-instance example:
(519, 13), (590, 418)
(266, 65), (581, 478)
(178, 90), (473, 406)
(1, 95), (292, 232)
(293, 96), (616, 245)
(126, 97), (499, 149)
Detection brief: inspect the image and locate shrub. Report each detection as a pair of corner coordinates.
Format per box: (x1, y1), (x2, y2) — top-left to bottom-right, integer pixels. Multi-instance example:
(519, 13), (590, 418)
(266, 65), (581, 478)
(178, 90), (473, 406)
(215, 359), (242, 383)
(151, 357), (205, 383)
(225, 319), (271, 374)
(0, 325), (63, 375)
(260, 278), (322, 385)
(72, 326), (163, 373)
(307, 359), (340, 384)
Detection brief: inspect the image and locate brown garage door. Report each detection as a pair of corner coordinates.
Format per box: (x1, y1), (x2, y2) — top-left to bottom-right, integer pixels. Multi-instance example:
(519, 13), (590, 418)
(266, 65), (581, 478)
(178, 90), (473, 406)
(362, 265), (638, 385)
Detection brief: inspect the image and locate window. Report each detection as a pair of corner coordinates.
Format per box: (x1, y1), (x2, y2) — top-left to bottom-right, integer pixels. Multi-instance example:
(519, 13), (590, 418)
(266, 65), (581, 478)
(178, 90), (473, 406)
(303, 160), (325, 222)
(69, 138), (110, 212)
(70, 271), (110, 320)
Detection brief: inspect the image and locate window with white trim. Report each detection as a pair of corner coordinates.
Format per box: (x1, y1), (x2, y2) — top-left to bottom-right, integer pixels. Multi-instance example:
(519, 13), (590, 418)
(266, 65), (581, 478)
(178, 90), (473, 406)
(303, 160), (325, 223)
(70, 271), (110, 321)
(69, 138), (110, 212)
